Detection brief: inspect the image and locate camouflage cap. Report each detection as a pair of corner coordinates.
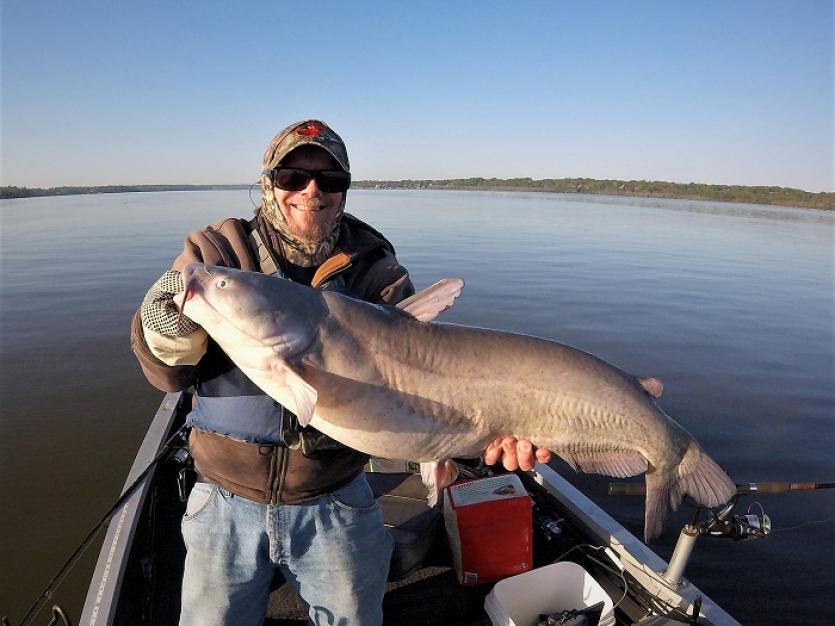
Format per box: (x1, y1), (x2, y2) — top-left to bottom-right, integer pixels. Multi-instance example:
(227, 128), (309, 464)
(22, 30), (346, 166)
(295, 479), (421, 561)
(262, 120), (350, 173)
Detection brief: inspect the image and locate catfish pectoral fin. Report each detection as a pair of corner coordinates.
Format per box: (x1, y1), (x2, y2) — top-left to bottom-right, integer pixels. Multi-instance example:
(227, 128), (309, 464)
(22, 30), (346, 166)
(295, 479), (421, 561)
(271, 360), (318, 426)
(421, 459), (459, 507)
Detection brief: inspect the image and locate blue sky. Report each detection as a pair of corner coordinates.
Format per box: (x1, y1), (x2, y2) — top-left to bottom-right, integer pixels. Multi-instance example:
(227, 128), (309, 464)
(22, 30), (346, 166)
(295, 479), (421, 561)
(2, 1), (832, 191)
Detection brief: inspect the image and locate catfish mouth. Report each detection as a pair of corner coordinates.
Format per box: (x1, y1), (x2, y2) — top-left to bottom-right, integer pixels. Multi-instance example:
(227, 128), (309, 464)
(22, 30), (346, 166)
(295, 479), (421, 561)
(175, 262), (314, 359)
(175, 263), (212, 325)
(176, 263), (279, 348)
(175, 282), (198, 327)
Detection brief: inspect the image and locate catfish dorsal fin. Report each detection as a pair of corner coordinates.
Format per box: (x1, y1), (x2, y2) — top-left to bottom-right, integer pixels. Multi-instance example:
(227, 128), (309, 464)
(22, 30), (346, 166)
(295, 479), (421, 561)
(395, 278), (465, 322)
(639, 376), (664, 399)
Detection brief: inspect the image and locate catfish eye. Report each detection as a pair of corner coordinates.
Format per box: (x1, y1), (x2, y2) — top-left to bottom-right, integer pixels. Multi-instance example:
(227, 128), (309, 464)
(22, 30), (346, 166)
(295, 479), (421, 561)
(217, 279), (228, 289)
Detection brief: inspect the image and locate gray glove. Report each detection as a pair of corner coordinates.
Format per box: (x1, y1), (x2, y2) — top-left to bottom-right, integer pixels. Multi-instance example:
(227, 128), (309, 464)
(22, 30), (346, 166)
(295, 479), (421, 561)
(140, 270), (200, 337)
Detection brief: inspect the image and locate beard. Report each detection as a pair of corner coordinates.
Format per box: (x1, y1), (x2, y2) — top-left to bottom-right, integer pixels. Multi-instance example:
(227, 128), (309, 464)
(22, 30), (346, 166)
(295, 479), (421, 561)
(283, 199), (336, 243)
(258, 187), (345, 267)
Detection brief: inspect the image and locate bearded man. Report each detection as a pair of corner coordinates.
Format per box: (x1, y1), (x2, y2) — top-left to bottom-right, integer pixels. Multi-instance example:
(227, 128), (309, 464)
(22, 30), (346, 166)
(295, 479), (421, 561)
(131, 120), (550, 625)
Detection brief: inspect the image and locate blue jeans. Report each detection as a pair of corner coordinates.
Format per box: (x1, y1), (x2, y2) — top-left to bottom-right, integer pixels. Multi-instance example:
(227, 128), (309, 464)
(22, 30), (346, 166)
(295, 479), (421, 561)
(179, 473), (394, 626)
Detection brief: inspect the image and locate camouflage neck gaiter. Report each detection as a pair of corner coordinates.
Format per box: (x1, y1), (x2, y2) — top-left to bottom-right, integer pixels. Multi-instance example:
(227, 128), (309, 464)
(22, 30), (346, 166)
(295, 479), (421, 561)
(257, 176), (343, 267)
(258, 120), (350, 268)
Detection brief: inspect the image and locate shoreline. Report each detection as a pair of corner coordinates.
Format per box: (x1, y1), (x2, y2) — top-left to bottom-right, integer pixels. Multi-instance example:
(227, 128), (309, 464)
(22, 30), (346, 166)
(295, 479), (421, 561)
(2, 180), (832, 210)
(352, 179), (833, 211)
(354, 184), (834, 211)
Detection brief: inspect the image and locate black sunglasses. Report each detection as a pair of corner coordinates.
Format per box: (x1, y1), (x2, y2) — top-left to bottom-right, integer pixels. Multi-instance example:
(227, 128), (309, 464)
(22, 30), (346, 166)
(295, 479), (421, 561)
(264, 167), (351, 193)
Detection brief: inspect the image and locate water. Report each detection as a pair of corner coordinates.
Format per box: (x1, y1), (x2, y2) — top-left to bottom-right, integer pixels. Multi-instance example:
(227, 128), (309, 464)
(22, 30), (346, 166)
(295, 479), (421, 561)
(1, 190), (833, 624)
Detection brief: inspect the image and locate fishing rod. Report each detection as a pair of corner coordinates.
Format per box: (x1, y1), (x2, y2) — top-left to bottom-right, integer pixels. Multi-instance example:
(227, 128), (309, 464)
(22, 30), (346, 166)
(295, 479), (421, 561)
(5, 423), (190, 626)
(608, 480), (835, 496)
(608, 479), (834, 587)
(608, 479), (835, 545)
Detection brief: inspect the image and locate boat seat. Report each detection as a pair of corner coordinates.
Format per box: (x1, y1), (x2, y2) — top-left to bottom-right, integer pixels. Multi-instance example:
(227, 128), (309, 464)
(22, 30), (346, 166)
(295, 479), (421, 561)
(366, 471), (445, 581)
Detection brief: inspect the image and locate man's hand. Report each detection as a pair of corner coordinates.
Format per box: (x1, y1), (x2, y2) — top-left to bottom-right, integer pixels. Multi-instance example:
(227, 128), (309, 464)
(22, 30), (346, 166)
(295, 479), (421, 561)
(483, 437), (552, 471)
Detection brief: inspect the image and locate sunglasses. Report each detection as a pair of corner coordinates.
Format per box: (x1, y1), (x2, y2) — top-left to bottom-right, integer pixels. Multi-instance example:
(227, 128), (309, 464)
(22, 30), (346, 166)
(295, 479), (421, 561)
(265, 167), (351, 193)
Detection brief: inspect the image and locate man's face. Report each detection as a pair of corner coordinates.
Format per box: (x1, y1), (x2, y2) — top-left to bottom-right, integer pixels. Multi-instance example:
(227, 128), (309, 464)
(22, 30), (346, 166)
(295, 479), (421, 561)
(271, 146), (346, 244)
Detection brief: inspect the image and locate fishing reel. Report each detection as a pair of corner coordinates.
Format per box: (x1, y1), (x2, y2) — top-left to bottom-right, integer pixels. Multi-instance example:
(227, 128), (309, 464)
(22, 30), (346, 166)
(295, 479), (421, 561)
(662, 497), (772, 587)
(607, 480), (796, 543)
(169, 437), (196, 503)
(697, 500), (771, 541)
(608, 480), (783, 588)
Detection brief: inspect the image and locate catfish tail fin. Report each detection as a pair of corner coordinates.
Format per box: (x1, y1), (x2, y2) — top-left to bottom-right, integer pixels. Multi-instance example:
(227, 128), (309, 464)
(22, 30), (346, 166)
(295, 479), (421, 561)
(643, 444), (735, 542)
(677, 444), (737, 508)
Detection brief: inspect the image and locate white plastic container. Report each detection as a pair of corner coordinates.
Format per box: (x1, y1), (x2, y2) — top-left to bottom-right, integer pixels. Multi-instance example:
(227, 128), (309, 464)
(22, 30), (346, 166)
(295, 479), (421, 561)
(484, 561), (615, 626)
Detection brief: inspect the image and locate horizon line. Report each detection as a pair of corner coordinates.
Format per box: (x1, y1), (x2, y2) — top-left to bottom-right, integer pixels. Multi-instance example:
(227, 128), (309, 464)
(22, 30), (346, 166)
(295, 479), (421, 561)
(2, 176), (832, 195)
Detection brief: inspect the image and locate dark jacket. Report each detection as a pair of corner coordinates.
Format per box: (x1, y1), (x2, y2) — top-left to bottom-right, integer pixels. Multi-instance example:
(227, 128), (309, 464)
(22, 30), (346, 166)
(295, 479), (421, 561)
(130, 213), (414, 503)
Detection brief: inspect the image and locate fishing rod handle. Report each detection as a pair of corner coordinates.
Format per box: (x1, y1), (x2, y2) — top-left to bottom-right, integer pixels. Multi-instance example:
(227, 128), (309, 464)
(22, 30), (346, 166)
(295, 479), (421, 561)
(608, 481), (835, 496)
(607, 483), (646, 496)
(606, 481), (765, 496)
(736, 481), (835, 494)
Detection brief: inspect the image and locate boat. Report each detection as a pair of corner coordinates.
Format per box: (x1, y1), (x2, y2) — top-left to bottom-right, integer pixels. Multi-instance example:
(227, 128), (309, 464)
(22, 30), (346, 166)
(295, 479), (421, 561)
(72, 391), (743, 625)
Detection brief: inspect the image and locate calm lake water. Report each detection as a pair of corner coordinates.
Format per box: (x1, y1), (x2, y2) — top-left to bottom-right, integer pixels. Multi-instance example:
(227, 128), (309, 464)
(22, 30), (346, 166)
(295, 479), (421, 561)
(1, 190), (833, 624)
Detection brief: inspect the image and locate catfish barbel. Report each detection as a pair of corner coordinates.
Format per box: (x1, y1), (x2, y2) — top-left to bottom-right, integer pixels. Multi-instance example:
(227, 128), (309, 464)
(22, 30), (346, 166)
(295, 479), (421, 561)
(176, 263), (736, 541)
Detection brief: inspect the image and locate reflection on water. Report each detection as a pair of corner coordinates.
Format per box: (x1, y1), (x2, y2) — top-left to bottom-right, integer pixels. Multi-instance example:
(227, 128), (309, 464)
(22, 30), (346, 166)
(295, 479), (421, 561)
(541, 191), (835, 223)
(1, 190), (833, 624)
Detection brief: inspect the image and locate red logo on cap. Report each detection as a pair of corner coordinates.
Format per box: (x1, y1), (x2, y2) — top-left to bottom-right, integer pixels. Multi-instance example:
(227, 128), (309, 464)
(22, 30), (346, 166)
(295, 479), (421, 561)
(295, 121), (325, 138)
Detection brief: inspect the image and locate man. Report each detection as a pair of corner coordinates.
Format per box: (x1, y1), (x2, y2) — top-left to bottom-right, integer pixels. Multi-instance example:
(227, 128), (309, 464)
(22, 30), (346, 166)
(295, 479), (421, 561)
(131, 119), (550, 625)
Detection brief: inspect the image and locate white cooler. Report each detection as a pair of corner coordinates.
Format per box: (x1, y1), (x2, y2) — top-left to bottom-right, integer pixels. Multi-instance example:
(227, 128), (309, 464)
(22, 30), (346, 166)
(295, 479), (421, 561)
(484, 561), (615, 626)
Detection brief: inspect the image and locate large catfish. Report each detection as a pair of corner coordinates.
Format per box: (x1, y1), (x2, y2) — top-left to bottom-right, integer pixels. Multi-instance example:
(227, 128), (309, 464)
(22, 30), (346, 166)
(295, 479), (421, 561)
(176, 263), (735, 541)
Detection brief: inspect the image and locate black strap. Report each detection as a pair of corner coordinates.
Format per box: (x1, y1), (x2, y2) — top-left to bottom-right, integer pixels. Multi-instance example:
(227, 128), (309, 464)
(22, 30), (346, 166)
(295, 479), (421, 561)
(249, 216), (284, 276)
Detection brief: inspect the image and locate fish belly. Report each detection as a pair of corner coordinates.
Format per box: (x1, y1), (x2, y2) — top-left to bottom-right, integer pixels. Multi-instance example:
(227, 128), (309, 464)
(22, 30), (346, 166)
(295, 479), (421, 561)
(302, 365), (494, 460)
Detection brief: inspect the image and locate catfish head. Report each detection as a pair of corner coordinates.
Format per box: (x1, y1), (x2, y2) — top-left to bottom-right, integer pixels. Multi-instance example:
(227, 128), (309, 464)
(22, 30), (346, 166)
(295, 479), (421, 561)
(175, 263), (327, 364)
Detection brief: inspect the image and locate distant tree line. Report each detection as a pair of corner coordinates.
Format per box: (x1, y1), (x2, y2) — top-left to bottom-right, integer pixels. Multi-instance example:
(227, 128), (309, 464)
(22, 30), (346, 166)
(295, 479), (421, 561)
(0, 184), (249, 199)
(352, 177), (834, 210)
(2, 179), (832, 210)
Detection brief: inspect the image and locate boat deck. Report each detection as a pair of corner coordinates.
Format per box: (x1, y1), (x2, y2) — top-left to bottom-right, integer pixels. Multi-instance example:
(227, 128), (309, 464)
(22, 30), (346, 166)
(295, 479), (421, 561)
(80, 392), (742, 626)
(267, 566), (494, 625)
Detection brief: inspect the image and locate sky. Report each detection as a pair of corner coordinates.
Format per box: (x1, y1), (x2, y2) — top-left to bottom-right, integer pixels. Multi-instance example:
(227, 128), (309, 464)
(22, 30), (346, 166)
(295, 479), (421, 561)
(1, 1), (832, 192)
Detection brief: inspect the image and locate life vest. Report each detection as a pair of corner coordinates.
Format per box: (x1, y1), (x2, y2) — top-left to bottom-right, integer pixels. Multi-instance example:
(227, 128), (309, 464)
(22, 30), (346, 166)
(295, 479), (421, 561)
(185, 219), (350, 451)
